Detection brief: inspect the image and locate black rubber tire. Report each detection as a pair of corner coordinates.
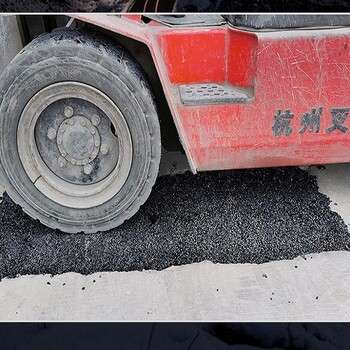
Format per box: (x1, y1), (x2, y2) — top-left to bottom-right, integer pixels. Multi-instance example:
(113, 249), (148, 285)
(0, 28), (161, 233)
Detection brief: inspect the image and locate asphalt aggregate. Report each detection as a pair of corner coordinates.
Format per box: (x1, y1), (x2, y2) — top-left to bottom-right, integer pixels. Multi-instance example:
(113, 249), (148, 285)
(174, 0), (350, 12)
(0, 0), (349, 12)
(0, 166), (349, 279)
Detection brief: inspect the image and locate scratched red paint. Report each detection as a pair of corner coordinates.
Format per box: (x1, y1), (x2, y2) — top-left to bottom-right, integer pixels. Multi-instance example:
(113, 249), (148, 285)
(73, 15), (350, 172)
(165, 30), (350, 171)
(228, 29), (258, 88)
(156, 29), (227, 84)
(179, 33), (350, 171)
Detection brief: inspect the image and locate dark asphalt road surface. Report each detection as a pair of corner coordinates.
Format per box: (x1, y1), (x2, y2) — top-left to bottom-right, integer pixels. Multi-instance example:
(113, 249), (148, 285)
(0, 166), (349, 280)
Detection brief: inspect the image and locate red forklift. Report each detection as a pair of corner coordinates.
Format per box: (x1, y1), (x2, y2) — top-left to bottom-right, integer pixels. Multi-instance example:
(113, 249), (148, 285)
(1, 14), (350, 233)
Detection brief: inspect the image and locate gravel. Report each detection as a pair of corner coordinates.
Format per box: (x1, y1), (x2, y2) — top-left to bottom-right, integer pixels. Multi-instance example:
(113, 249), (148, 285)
(0, 0), (349, 12)
(0, 0), (131, 12)
(0, 166), (349, 280)
(174, 0), (350, 12)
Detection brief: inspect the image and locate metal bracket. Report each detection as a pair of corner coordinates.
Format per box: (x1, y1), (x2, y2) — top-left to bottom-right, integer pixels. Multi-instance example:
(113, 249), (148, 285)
(65, 17), (76, 28)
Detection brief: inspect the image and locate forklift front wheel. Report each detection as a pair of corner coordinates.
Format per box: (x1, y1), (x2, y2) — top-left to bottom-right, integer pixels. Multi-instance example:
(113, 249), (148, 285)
(0, 29), (161, 233)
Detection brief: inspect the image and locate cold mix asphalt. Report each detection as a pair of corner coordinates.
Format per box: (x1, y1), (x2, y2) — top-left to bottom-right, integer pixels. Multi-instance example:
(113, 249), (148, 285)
(1, 0), (349, 12)
(0, 166), (349, 280)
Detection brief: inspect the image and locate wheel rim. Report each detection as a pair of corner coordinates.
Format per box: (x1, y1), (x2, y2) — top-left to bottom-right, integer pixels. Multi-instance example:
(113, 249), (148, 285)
(17, 82), (133, 209)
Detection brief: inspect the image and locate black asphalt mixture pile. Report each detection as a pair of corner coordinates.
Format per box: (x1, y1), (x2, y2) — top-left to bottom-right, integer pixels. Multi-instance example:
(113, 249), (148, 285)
(174, 0), (350, 11)
(0, 0), (349, 12)
(0, 0), (134, 12)
(0, 167), (349, 279)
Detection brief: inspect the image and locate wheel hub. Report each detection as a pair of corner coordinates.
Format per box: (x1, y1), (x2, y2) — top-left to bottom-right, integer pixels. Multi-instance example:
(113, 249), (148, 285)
(34, 96), (120, 184)
(18, 82), (133, 209)
(57, 114), (100, 166)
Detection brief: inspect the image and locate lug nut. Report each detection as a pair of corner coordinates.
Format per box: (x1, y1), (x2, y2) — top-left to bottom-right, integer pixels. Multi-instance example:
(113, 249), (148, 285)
(95, 140), (100, 147)
(91, 115), (100, 126)
(71, 159), (76, 165)
(90, 128), (96, 135)
(61, 151), (67, 157)
(58, 157), (66, 168)
(81, 120), (86, 126)
(100, 143), (109, 155)
(83, 159), (88, 165)
(47, 128), (57, 140)
(64, 106), (74, 118)
(84, 164), (93, 175)
(69, 119), (74, 126)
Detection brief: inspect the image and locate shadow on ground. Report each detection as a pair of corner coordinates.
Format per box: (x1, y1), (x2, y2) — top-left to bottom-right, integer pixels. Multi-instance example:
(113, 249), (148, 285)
(0, 167), (349, 279)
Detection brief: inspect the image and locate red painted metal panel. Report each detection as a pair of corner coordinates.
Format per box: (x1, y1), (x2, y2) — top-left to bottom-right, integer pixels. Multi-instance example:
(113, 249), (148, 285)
(228, 29), (258, 88)
(175, 29), (350, 171)
(156, 29), (227, 84)
(72, 15), (350, 172)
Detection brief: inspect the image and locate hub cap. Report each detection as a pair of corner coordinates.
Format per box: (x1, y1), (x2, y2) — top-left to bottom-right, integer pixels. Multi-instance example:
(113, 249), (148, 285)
(57, 115), (100, 167)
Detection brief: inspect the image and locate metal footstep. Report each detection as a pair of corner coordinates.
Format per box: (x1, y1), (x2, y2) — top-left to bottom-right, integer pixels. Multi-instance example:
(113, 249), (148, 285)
(179, 83), (252, 106)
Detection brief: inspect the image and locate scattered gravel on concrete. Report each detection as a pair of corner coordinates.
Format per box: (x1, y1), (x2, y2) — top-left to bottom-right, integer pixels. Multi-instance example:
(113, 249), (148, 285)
(0, 167), (349, 279)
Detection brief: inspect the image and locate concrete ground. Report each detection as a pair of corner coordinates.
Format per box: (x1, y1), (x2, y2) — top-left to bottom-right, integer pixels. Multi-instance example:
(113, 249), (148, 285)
(0, 251), (349, 320)
(0, 163), (350, 320)
(309, 164), (350, 228)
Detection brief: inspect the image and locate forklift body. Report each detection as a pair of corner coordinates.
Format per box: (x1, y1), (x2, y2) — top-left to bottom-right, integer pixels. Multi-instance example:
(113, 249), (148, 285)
(74, 14), (350, 173)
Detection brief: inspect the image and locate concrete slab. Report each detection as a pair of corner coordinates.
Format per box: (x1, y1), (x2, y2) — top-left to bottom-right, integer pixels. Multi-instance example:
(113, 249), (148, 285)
(309, 163), (350, 228)
(0, 251), (349, 320)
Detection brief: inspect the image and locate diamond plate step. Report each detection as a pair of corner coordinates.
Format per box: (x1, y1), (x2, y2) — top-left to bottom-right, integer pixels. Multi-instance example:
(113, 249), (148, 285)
(179, 83), (252, 106)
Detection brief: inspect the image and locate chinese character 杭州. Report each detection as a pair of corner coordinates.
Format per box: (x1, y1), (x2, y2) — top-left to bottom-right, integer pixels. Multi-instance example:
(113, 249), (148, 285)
(326, 108), (350, 133)
(272, 109), (294, 137)
(299, 107), (323, 134)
